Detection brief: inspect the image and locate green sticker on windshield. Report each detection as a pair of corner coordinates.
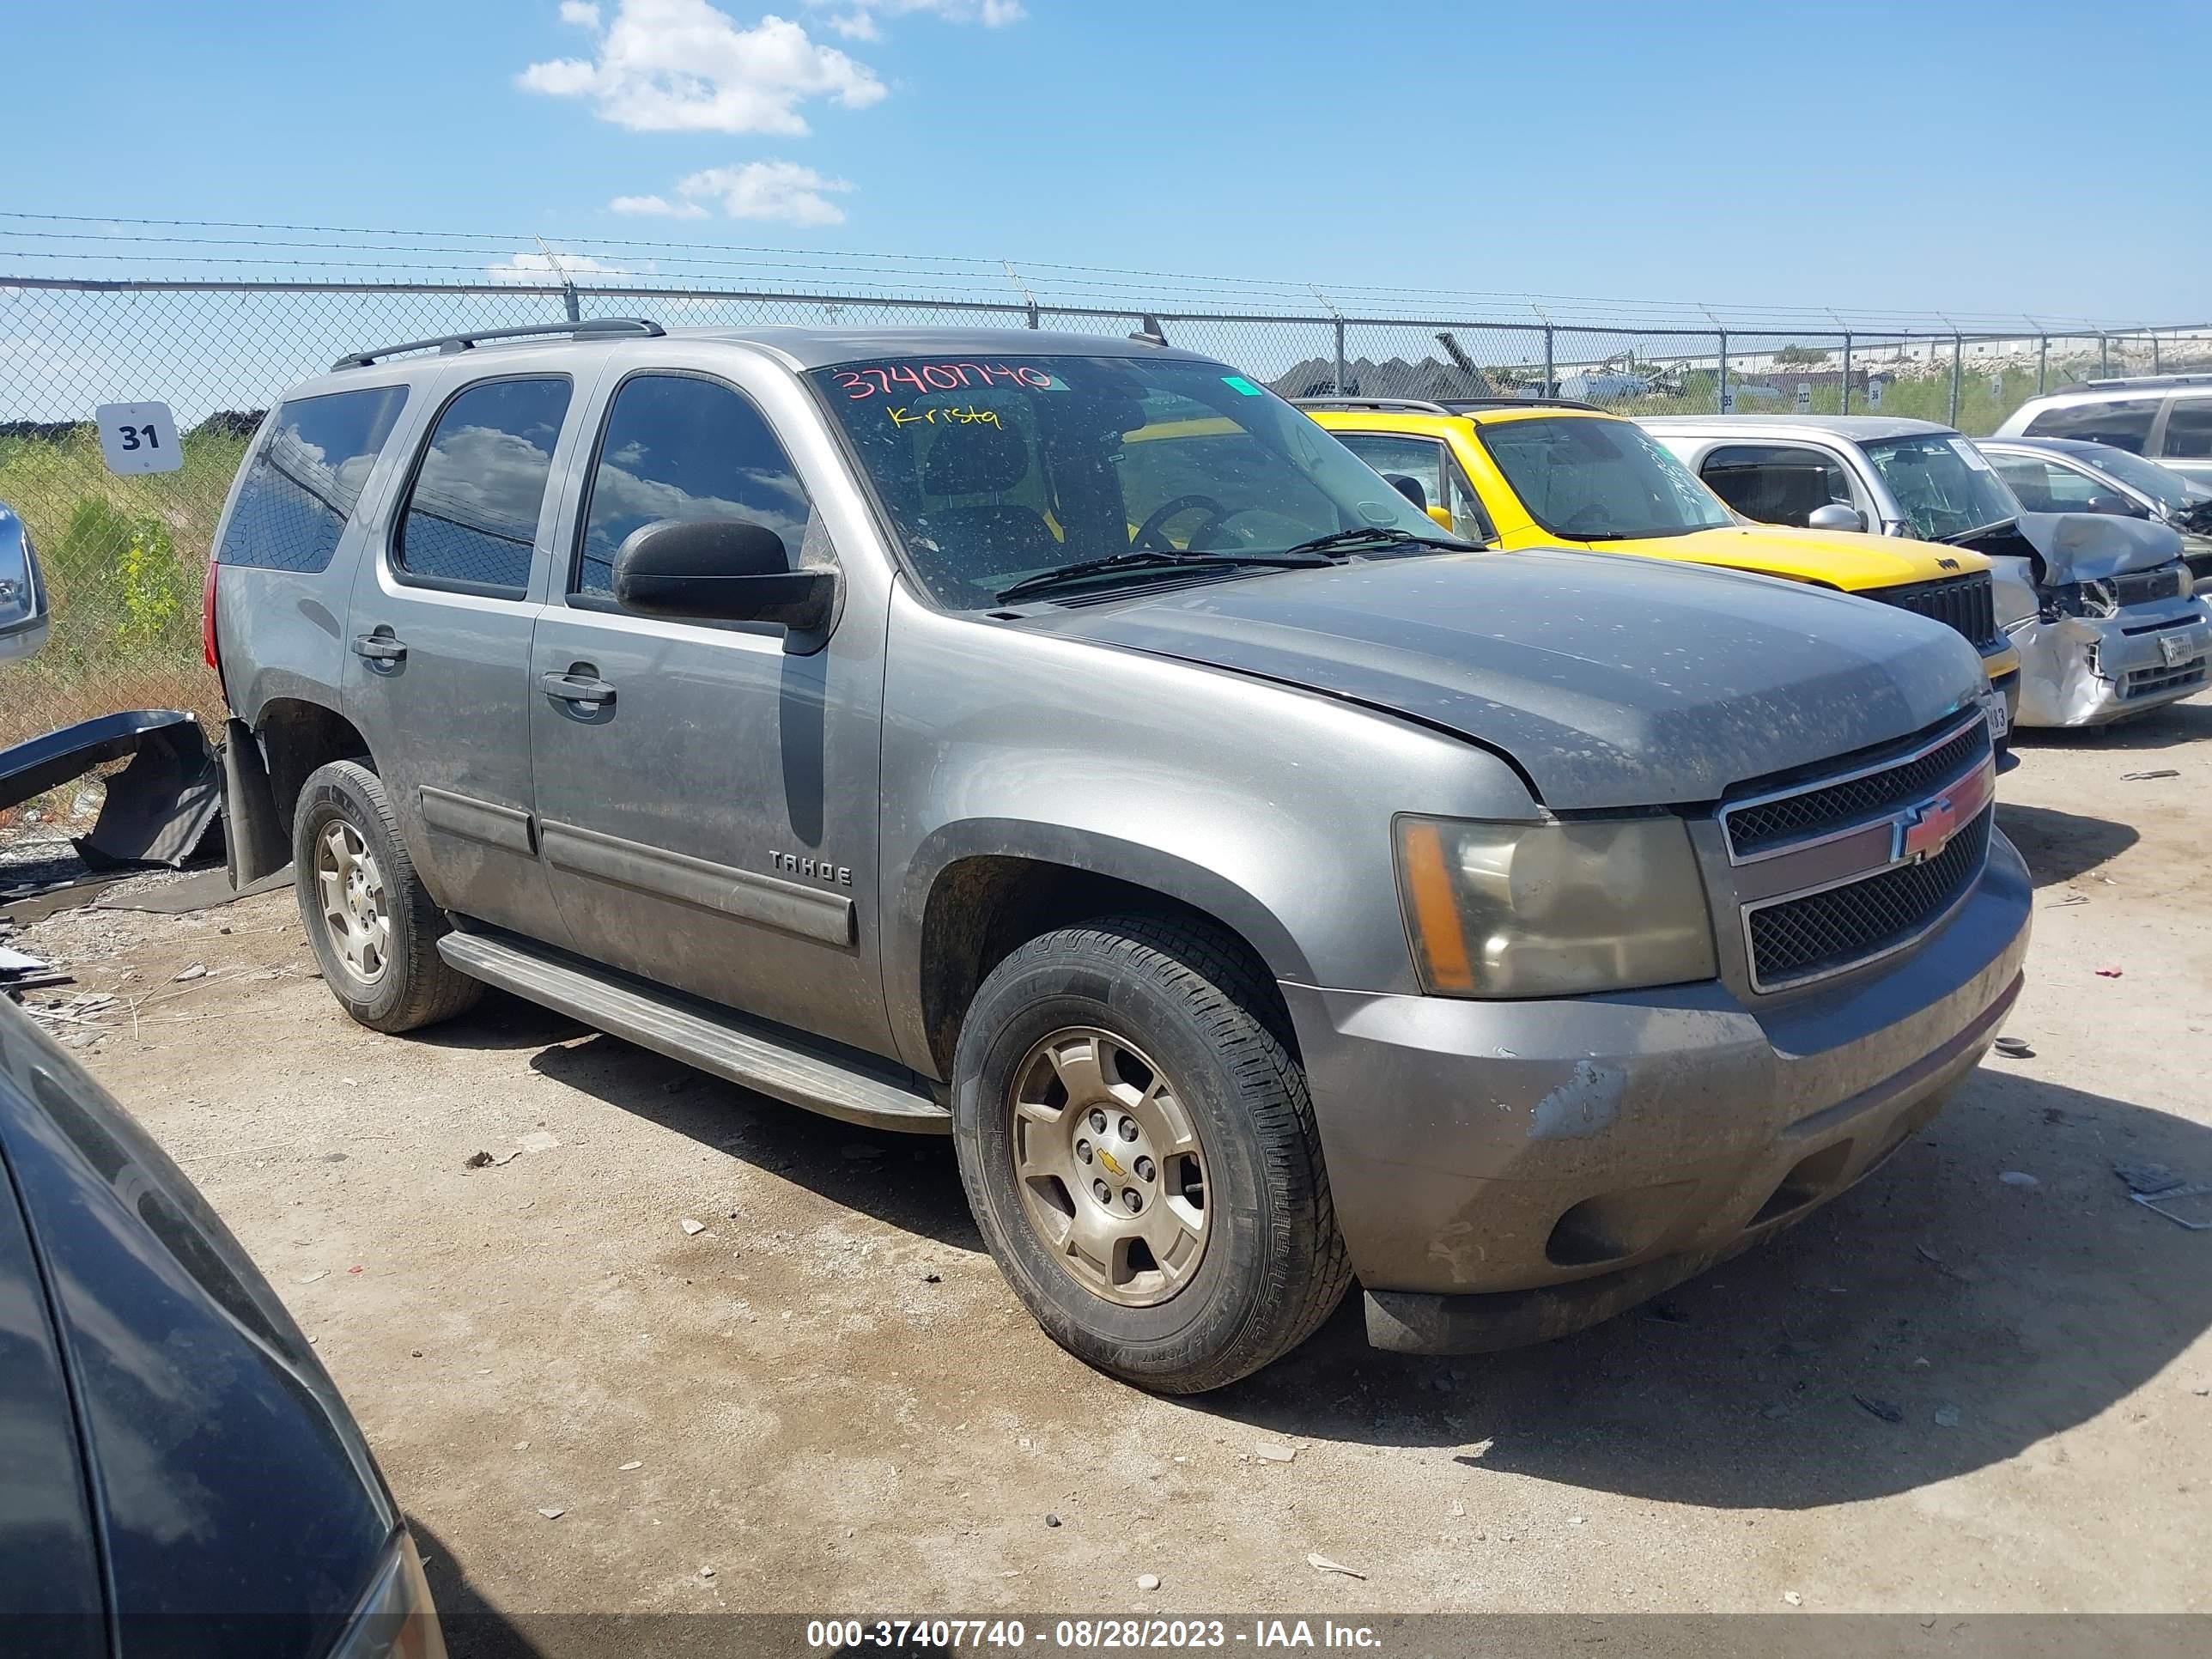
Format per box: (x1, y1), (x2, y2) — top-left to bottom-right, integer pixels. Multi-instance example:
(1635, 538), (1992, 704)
(1221, 374), (1263, 397)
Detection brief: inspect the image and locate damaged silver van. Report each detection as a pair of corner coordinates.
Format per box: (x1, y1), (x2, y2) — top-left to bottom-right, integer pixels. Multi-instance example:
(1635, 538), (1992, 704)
(1642, 415), (2211, 727)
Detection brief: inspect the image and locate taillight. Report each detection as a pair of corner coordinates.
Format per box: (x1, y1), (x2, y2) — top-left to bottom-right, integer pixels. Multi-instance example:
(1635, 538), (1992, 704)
(201, 556), (221, 673)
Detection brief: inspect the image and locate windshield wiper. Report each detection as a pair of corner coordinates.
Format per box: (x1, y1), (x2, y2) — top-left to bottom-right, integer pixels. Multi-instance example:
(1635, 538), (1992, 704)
(1273, 526), (1475, 558)
(994, 548), (1332, 605)
(1935, 516), (2017, 545)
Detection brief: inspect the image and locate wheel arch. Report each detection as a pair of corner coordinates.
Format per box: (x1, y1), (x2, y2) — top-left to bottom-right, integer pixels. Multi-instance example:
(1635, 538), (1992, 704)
(222, 693), (373, 888)
(893, 820), (1312, 1081)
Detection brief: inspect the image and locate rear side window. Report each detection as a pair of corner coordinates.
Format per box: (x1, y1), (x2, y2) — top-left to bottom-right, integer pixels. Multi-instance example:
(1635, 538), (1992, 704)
(2023, 396), (2158, 453)
(395, 377), (572, 594)
(2160, 398), (2212, 461)
(574, 374), (811, 599)
(216, 386), (407, 572)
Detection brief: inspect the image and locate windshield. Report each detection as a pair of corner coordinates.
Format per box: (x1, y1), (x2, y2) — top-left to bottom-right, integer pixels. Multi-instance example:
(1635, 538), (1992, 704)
(1472, 416), (1735, 539)
(2078, 445), (2203, 514)
(1862, 434), (2021, 540)
(810, 354), (1454, 606)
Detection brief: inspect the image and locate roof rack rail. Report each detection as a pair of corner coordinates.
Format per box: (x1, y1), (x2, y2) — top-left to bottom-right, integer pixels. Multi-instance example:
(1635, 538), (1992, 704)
(1438, 396), (1605, 414)
(1292, 394), (1608, 416)
(331, 316), (665, 372)
(1291, 396), (1454, 415)
(2082, 372), (2212, 390)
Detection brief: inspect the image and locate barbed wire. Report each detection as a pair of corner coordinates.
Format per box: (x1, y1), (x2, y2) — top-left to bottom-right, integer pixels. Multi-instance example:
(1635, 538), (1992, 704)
(0, 211), (2180, 336)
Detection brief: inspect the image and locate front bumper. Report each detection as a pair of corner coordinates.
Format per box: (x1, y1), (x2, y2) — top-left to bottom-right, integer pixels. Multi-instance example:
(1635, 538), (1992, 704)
(1281, 829), (2033, 1354)
(2011, 601), (2211, 726)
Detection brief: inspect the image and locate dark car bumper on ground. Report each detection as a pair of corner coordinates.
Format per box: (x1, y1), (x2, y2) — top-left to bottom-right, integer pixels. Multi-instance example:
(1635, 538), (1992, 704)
(1281, 830), (2033, 1354)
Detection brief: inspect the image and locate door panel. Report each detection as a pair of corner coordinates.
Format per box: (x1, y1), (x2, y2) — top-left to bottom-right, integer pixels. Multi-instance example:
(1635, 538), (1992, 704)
(529, 369), (891, 1055)
(343, 373), (581, 945)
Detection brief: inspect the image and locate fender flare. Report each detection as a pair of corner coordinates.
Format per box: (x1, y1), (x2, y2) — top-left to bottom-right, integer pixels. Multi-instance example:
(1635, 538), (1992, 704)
(886, 817), (1316, 1076)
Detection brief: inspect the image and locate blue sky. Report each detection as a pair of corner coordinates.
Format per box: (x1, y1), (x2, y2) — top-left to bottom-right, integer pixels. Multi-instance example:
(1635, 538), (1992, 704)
(7, 0), (2208, 322)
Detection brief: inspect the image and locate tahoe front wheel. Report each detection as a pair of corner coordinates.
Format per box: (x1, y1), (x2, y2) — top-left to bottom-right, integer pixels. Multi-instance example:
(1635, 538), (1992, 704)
(952, 916), (1351, 1393)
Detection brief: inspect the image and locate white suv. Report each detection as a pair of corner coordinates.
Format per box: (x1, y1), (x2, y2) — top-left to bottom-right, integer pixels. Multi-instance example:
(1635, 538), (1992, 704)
(1994, 375), (2212, 489)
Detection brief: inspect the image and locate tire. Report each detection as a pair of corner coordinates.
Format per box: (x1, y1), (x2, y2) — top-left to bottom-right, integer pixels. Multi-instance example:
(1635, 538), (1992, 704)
(952, 915), (1351, 1394)
(292, 759), (481, 1034)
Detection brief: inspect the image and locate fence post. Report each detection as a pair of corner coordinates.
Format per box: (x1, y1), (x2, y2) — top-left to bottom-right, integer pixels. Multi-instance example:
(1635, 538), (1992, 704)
(1717, 330), (1728, 412)
(1948, 334), (1962, 427)
(1542, 324), (1555, 398)
(2037, 335), (2047, 395)
(2153, 331), (2162, 374)
(1841, 332), (1853, 415)
(1334, 316), (1347, 396)
(2099, 332), (2110, 377)
(562, 283), (580, 324)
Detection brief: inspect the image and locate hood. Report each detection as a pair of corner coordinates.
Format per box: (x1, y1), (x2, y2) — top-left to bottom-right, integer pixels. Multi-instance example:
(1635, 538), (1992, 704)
(1618, 524), (1986, 590)
(1988, 512), (2186, 583)
(0, 1002), (393, 1651)
(1028, 549), (1985, 810)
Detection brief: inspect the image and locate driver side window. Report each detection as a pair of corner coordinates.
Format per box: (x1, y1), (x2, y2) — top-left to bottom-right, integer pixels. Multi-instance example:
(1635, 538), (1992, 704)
(1987, 455), (2098, 512)
(574, 373), (812, 600)
(1698, 443), (1855, 528)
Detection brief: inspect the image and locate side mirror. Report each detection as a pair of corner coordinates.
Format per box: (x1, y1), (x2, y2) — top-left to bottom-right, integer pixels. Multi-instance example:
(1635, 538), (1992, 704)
(1806, 501), (1867, 533)
(2084, 493), (2147, 518)
(1425, 504), (1456, 533)
(1382, 472), (1429, 510)
(611, 519), (836, 635)
(0, 507), (50, 663)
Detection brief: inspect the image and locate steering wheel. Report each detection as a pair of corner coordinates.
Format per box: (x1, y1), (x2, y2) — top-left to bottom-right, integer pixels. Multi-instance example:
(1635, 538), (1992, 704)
(1132, 494), (1234, 551)
(1558, 504), (1618, 534)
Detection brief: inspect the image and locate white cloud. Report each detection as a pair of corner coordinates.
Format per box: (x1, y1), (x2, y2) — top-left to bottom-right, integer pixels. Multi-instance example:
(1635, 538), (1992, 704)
(816, 0), (1022, 34)
(520, 0), (884, 136)
(674, 160), (854, 225)
(609, 192), (711, 218)
(484, 249), (645, 282)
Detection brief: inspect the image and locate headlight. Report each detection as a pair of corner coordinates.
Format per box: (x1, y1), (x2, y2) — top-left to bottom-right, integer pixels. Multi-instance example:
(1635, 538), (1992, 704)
(329, 1528), (447, 1659)
(2051, 579), (2118, 618)
(1395, 815), (1717, 998)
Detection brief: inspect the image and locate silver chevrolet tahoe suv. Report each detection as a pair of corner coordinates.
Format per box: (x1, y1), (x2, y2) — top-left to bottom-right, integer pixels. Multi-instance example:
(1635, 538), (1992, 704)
(206, 319), (2033, 1393)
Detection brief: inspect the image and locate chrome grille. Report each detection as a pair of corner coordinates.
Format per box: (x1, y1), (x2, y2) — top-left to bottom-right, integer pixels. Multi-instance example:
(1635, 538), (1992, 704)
(1747, 808), (1991, 988)
(1723, 718), (1991, 858)
(1869, 572), (1998, 648)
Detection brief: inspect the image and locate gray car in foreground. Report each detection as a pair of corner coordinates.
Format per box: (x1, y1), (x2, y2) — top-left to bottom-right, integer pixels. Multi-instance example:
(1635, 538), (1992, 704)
(1643, 414), (2210, 727)
(207, 322), (2031, 1391)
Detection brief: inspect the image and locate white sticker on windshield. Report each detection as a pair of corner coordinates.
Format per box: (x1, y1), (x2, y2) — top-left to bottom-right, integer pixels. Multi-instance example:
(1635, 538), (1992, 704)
(1951, 438), (1994, 472)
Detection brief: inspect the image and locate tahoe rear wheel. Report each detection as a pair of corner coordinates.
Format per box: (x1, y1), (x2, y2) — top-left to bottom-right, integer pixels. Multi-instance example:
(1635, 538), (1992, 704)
(952, 915), (1351, 1393)
(293, 760), (481, 1034)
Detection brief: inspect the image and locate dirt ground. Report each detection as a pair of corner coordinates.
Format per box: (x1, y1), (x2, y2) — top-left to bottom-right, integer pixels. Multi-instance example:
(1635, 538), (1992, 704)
(8, 703), (2212, 1631)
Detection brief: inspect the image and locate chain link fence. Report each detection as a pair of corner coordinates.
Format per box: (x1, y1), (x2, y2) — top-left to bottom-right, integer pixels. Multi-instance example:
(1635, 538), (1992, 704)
(4, 272), (2205, 747)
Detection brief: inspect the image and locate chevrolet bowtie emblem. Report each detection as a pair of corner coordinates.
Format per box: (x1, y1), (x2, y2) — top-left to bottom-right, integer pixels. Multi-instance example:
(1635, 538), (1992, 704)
(1896, 794), (1960, 863)
(1097, 1149), (1124, 1177)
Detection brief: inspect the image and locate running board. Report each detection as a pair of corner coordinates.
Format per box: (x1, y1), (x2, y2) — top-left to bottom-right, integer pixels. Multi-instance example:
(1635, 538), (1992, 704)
(438, 930), (950, 1134)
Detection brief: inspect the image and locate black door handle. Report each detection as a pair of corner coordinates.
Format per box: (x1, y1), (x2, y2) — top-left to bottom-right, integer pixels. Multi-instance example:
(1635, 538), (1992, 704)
(540, 671), (617, 704)
(350, 633), (406, 663)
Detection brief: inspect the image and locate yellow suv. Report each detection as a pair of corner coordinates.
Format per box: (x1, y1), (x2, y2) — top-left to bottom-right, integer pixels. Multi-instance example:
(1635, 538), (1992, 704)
(1301, 398), (2021, 729)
